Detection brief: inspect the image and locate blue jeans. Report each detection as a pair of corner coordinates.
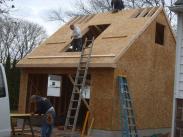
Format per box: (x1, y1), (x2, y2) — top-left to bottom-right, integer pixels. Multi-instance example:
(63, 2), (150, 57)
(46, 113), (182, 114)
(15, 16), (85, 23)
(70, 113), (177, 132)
(41, 110), (55, 137)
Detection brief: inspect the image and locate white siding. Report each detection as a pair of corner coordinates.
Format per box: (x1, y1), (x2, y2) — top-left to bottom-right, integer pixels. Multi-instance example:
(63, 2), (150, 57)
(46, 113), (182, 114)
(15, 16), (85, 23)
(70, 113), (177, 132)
(174, 13), (183, 99)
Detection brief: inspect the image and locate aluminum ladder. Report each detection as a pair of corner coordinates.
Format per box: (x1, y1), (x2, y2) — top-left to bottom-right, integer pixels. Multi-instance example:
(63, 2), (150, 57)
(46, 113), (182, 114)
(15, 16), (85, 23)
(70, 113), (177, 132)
(118, 76), (138, 137)
(64, 37), (94, 133)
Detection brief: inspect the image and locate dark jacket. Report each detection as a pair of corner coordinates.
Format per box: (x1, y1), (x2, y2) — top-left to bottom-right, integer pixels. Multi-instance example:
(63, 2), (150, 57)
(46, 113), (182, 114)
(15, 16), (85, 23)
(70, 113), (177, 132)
(35, 97), (52, 114)
(111, 0), (124, 10)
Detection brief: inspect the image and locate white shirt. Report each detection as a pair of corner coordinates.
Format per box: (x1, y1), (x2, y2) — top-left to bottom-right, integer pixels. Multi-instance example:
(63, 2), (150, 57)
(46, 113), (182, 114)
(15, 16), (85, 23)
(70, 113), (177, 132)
(72, 26), (82, 39)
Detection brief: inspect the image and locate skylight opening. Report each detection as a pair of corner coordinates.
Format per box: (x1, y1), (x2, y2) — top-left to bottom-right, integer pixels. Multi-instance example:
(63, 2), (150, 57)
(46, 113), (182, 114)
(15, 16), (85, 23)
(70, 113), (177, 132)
(65, 24), (110, 52)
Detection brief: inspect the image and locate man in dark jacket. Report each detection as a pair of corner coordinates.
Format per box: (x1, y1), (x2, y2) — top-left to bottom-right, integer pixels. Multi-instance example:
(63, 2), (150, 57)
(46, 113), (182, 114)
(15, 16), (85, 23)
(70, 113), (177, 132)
(31, 95), (55, 137)
(111, 0), (125, 13)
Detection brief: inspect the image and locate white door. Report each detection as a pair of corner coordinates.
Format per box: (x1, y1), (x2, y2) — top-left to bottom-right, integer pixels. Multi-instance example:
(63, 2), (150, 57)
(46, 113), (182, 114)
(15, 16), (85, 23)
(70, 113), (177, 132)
(0, 64), (11, 137)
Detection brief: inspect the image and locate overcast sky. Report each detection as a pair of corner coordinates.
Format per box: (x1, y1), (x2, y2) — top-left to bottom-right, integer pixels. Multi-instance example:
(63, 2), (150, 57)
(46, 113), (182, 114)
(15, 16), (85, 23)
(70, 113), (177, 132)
(11, 0), (76, 35)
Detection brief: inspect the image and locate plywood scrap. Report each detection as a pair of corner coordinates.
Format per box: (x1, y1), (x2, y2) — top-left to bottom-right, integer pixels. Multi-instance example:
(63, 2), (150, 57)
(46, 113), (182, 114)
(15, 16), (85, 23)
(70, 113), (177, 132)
(46, 41), (66, 45)
(102, 35), (127, 39)
(28, 54), (116, 59)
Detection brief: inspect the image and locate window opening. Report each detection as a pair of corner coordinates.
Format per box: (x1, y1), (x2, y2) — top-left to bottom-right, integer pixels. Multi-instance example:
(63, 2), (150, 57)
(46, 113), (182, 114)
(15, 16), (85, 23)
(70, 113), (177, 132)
(155, 23), (165, 45)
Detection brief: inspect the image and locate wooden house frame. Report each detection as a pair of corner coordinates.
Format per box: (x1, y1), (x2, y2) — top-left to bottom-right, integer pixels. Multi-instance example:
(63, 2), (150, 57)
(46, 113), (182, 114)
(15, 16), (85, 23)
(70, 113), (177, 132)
(17, 7), (176, 137)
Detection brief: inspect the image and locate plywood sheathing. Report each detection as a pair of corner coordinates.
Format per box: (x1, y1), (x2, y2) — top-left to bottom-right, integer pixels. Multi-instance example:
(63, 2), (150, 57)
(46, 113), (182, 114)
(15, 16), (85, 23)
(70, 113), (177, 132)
(90, 68), (115, 130)
(112, 11), (176, 130)
(17, 7), (160, 68)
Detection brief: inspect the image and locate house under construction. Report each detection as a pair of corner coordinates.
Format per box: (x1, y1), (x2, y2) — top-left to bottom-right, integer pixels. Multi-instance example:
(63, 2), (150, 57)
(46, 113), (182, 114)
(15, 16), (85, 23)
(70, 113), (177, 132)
(17, 7), (176, 137)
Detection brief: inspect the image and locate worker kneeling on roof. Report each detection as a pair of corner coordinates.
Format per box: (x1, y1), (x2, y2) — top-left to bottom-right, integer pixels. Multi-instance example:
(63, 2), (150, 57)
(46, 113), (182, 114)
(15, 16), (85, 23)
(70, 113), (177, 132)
(70, 24), (82, 52)
(111, 0), (125, 13)
(31, 95), (55, 137)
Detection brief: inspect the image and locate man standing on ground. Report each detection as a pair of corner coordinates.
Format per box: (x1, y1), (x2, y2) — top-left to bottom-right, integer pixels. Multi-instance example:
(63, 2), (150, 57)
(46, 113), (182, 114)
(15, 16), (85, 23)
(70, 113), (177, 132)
(30, 95), (55, 137)
(70, 24), (82, 51)
(111, 0), (125, 13)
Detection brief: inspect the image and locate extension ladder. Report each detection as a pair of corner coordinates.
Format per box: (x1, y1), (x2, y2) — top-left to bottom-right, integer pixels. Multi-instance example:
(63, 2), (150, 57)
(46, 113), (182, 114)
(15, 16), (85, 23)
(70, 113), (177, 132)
(64, 37), (94, 133)
(118, 76), (138, 137)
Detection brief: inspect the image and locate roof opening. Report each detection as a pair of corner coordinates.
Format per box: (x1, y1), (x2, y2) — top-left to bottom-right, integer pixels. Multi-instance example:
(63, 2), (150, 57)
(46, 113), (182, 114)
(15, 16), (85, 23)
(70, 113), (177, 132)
(155, 23), (165, 45)
(65, 24), (110, 52)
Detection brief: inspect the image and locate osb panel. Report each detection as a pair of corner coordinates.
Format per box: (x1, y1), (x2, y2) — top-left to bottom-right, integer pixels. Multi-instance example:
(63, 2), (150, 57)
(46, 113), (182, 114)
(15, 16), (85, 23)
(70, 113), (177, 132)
(90, 69), (115, 130)
(113, 11), (175, 130)
(17, 8), (159, 67)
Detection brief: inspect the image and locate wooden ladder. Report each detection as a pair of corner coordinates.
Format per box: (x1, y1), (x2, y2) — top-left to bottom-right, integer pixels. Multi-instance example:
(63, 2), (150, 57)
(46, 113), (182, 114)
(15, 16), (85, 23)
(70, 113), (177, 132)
(64, 37), (94, 134)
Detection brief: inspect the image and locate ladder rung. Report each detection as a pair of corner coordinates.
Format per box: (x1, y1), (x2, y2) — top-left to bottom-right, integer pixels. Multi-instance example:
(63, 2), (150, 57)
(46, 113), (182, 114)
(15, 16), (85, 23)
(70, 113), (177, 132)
(124, 107), (132, 110)
(82, 54), (90, 56)
(87, 40), (93, 42)
(84, 45), (92, 48)
(74, 84), (82, 86)
(125, 98), (132, 101)
(69, 108), (77, 110)
(129, 124), (136, 127)
(79, 68), (86, 74)
(72, 100), (79, 102)
(73, 92), (80, 94)
(129, 133), (138, 135)
(67, 125), (73, 127)
(128, 116), (135, 118)
(68, 116), (75, 119)
(80, 61), (87, 64)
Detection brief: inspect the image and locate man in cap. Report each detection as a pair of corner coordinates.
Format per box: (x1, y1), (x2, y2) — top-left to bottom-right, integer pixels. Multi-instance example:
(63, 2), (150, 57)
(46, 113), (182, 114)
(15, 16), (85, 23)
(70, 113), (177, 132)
(30, 95), (55, 137)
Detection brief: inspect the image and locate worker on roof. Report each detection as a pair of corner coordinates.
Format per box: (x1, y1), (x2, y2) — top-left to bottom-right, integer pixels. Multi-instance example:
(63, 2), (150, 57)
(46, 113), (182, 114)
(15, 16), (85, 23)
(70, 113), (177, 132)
(30, 95), (55, 137)
(70, 24), (82, 52)
(111, 0), (125, 13)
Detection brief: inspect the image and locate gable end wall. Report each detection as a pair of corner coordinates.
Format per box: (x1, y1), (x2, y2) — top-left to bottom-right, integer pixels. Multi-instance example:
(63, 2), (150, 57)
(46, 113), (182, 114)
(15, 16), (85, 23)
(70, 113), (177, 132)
(113, 11), (176, 130)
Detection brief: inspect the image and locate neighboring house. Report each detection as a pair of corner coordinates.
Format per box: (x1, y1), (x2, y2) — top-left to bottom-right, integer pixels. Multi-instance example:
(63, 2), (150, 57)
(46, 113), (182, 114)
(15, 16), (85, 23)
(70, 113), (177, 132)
(170, 1), (183, 137)
(17, 7), (176, 137)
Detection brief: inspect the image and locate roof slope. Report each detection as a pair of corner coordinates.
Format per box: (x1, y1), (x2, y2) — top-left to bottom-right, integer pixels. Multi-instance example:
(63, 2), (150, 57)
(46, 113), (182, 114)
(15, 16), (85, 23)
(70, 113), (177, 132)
(17, 7), (165, 68)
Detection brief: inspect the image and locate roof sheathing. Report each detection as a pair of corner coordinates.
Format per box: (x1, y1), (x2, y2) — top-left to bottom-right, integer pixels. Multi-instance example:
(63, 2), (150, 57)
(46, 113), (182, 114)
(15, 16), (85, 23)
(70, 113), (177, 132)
(17, 7), (161, 68)
(114, 7), (163, 62)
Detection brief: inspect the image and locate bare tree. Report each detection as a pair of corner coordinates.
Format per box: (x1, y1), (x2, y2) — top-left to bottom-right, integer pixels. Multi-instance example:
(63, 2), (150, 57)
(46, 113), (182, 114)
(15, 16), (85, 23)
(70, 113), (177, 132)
(0, 16), (47, 63)
(48, 0), (176, 23)
(48, 8), (66, 23)
(0, 0), (14, 15)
